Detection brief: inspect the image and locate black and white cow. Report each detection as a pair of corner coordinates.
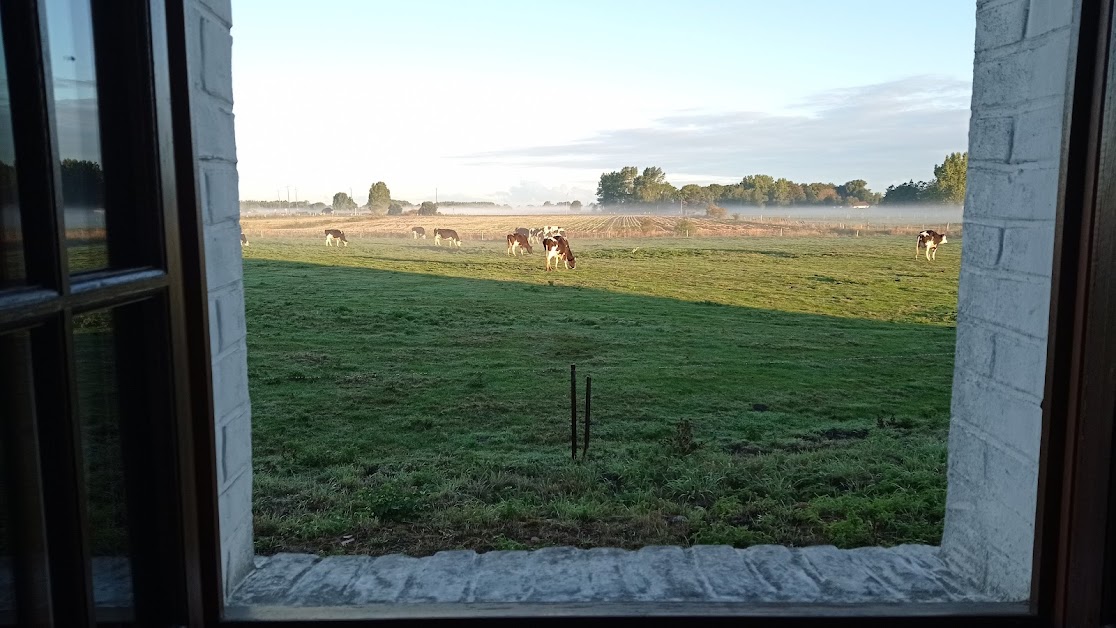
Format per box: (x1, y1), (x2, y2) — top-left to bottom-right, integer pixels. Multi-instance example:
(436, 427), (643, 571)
(514, 227), (530, 239)
(240, 232), (249, 247)
(542, 225), (565, 239)
(412, 226), (426, 239)
(543, 235), (576, 271)
(528, 227), (544, 245)
(506, 233), (532, 256)
(433, 228), (461, 247)
(915, 229), (948, 261)
(325, 229), (348, 247)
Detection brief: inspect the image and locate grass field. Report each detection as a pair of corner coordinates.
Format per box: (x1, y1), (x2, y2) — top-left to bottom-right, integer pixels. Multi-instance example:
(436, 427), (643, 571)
(242, 230), (960, 557)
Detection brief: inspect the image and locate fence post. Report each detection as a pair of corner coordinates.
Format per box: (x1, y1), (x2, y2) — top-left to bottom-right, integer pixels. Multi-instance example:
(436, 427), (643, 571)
(570, 364), (577, 460)
(583, 376), (591, 458)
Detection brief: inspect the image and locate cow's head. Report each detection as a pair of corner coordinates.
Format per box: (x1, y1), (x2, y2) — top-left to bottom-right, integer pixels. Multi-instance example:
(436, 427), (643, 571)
(941, 235), (948, 244)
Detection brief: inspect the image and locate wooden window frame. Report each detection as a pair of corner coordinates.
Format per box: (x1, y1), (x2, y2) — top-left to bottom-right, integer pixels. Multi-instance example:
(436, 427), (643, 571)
(3, 0), (1116, 624)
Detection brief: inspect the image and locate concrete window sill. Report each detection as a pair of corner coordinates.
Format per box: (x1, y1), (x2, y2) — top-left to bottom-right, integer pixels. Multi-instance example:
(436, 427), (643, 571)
(227, 544), (1009, 607)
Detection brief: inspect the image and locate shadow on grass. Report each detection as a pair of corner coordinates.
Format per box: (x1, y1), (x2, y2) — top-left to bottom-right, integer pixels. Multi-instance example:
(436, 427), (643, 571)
(244, 259), (956, 557)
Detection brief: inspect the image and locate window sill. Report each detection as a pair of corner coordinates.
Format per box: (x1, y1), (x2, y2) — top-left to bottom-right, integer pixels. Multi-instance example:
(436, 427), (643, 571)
(227, 544), (1009, 607)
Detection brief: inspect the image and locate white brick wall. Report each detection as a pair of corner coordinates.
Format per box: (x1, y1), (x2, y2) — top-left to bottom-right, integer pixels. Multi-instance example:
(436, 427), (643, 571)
(943, 0), (1077, 599)
(183, 0), (254, 597)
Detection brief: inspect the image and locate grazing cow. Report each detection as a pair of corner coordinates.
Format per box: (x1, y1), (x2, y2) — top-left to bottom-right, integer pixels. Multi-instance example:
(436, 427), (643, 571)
(543, 235), (576, 271)
(528, 227), (544, 244)
(433, 228), (461, 247)
(542, 225), (565, 239)
(325, 229), (348, 247)
(412, 226), (426, 239)
(240, 232), (249, 247)
(915, 229), (948, 261)
(506, 233), (532, 256)
(514, 227), (530, 239)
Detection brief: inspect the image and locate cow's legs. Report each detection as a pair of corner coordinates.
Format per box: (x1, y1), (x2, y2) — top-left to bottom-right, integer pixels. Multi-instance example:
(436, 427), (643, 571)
(926, 247), (932, 261)
(931, 246), (937, 260)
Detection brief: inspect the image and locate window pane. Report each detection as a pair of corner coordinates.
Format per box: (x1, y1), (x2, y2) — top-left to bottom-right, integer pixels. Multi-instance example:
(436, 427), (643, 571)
(73, 310), (133, 612)
(43, 0), (106, 274)
(0, 14), (22, 288)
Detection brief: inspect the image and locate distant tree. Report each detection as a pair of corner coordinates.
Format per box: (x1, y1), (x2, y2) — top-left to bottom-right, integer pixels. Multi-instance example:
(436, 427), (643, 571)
(332, 192), (357, 212)
(366, 181), (391, 215)
(320, 207), (333, 214)
(932, 152), (968, 205)
(882, 180), (931, 204)
(596, 166), (638, 205)
(418, 201), (438, 216)
(543, 200), (553, 206)
(60, 159), (104, 207)
(679, 184), (708, 207)
(387, 201), (403, 215)
(705, 203), (727, 219)
(570, 200), (582, 211)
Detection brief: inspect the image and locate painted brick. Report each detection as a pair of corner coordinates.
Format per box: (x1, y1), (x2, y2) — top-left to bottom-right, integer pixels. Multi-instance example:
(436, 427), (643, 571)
(992, 333), (1049, 395)
(976, 0), (1028, 51)
(959, 223), (1004, 269)
(972, 32), (1071, 107)
(952, 321), (996, 382)
(221, 409), (252, 490)
(199, 0), (232, 26)
(208, 293), (220, 357)
(223, 512), (255, 597)
(213, 283), (247, 354)
(943, 473), (1036, 572)
(952, 374), (1043, 458)
(219, 464), (252, 537)
(193, 101), (237, 162)
(212, 341), (249, 423)
(948, 422), (1039, 521)
(957, 270), (1051, 339)
(965, 166), (1060, 221)
(201, 16), (234, 103)
(203, 165), (240, 226)
(969, 117), (1014, 162)
(1012, 105), (1065, 163)
(1000, 221), (1055, 276)
(204, 221), (244, 291)
(1027, 0), (1073, 37)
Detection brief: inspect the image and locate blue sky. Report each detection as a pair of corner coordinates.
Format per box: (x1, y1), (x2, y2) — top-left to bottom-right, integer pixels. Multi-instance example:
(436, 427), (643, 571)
(231, 1), (976, 205)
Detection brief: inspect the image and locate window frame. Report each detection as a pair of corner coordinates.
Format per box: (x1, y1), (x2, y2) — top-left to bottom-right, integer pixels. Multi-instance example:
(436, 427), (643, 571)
(3, 0), (1116, 624)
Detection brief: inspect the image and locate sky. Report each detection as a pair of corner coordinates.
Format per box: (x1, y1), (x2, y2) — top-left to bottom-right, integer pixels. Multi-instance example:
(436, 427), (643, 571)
(230, 1), (976, 206)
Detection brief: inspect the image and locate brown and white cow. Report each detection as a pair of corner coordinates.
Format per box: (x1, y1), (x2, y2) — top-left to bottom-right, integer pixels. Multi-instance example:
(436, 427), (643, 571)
(412, 226), (426, 239)
(325, 229), (348, 247)
(915, 229), (948, 261)
(543, 235), (576, 271)
(240, 232), (249, 247)
(433, 228), (461, 247)
(506, 233), (532, 256)
(542, 225), (565, 239)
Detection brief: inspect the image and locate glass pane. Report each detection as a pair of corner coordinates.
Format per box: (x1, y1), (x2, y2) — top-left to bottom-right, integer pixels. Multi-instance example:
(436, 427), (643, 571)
(0, 13), (23, 288)
(44, 0), (106, 273)
(73, 310), (133, 611)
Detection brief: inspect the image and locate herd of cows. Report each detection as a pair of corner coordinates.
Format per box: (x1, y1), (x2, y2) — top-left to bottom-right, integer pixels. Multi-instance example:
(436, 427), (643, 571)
(238, 225), (949, 267)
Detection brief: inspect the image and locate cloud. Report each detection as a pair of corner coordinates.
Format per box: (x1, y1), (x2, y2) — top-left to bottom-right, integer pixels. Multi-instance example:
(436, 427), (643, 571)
(459, 76), (971, 188)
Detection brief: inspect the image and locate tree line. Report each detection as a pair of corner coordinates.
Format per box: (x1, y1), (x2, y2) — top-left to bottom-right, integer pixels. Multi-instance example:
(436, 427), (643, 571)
(595, 153), (968, 212)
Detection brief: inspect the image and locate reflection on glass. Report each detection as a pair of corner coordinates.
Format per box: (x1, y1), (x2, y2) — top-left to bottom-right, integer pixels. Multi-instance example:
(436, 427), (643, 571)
(0, 15), (23, 288)
(44, 0), (107, 273)
(73, 310), (133, 610)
